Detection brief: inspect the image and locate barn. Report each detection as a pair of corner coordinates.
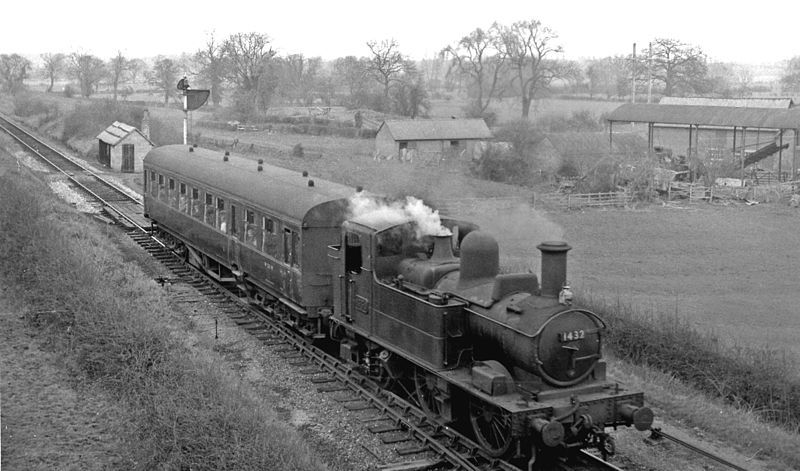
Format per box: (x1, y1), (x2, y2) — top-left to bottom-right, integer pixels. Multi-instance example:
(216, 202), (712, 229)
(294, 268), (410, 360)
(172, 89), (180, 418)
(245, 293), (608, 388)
(375, 119), (492, 162)
(97, 121), (154, 173)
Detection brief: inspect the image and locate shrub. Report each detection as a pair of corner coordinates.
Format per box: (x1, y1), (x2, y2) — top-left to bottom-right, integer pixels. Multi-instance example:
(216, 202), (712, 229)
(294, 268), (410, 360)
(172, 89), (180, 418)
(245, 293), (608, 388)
(63, 84), (75, 98)
(61, 101), (144, 143)
(292, 143), (304, 157)
(12, 93), (54, 117)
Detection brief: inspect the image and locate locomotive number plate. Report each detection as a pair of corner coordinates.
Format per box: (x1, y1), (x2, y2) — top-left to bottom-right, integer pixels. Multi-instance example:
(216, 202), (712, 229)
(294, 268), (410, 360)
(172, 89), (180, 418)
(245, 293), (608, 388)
(559, 329), (585, 342)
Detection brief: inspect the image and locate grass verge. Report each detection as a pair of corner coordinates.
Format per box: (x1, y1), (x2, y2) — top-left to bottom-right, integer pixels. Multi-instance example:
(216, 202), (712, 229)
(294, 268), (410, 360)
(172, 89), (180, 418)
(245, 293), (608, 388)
(0, 166), (328, 470)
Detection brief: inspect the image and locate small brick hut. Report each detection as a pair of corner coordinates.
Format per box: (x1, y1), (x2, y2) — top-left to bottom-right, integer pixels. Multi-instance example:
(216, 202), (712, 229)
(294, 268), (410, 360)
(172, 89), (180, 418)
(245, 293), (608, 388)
(97, 121), (153, 173)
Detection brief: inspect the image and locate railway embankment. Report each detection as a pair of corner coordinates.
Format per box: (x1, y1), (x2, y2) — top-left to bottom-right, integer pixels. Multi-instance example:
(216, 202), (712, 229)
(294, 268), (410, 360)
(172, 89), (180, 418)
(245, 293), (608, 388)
(0, 158), (329, 469)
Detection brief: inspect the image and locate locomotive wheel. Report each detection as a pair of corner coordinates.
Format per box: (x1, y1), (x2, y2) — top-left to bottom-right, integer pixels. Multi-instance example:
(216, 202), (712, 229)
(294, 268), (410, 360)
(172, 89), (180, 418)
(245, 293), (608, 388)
(469, 399), (513, 457)
(414, 367), (442, 419)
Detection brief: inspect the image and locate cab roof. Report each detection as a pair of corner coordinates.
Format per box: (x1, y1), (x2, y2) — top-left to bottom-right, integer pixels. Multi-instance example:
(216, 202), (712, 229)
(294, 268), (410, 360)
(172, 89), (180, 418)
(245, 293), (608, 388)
(144, 145), (359, 226)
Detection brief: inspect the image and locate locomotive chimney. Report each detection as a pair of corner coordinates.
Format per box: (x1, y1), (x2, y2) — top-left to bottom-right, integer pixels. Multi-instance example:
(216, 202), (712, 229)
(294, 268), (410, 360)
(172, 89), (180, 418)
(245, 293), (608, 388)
(537, 241), (571, 297)
(429, 234), (456, 263)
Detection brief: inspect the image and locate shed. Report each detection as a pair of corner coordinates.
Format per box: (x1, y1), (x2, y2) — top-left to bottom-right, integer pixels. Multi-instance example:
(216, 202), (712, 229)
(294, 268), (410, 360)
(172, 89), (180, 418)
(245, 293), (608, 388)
(606, 103), (800, 181)
(97, 121), (154, 173)
(375, 119), (492, 162)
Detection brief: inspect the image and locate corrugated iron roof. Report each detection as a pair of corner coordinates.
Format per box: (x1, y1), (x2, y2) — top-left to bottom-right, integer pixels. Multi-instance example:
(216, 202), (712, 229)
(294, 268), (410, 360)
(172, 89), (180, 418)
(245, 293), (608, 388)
(607, 103), (800, 129)
(378, 119), (492, 141)
(545, 132), (648, 158)
(97, 121), (152, 146)
(659, 97), (794, 108)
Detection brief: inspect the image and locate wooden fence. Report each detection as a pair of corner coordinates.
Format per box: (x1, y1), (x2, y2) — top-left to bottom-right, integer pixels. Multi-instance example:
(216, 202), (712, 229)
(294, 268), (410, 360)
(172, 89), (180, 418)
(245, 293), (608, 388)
(539, 191), (632, 210)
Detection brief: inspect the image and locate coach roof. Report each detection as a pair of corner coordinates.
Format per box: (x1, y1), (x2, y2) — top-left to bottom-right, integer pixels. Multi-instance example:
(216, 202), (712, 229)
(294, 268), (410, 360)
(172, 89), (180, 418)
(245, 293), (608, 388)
(144, 145), (358, 224)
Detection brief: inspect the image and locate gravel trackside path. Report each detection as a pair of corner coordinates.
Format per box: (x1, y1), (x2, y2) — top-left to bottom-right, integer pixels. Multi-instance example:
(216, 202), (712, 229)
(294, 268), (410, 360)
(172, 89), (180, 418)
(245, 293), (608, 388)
(0, 289), (132, 470)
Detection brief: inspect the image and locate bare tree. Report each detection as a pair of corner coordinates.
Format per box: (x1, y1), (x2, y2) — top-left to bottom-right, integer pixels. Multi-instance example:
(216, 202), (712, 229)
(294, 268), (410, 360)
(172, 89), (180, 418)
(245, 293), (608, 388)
(40, 53), (65, 92)
(195, 33), (227, 106)
(278, 54), (322, 105)
(365, 39), (408, 101)
(441, 26), (506, 116)
(0, 54), (31, 93)
(127, 58), (147, 84)
(332, 56), (371, 108)
(644, 38), (708, 96)
(108, 51), (129, 101)
(392, 73), (430, 118)
(223, 32), (276, 91)
(68, 53), (106, 97)
(496, 19), (564, 119)
(149, 56), (180, 104)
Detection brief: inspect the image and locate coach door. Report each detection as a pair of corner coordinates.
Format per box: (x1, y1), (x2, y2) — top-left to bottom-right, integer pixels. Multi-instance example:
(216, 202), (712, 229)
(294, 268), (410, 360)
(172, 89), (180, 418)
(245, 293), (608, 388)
(343, 230), (373, 333)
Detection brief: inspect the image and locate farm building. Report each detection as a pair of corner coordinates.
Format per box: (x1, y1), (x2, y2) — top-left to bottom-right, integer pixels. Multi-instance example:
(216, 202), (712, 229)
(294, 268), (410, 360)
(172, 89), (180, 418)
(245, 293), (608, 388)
(375, 119), (492, 162)
(97, 121), (154, 173)
(607, 99), (800, 184)
(531, 132), (649, 174)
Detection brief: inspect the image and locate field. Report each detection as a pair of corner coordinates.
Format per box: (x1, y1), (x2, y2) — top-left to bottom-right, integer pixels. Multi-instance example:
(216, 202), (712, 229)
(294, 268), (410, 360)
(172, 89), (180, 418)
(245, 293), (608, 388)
(196, 122), (800, 361)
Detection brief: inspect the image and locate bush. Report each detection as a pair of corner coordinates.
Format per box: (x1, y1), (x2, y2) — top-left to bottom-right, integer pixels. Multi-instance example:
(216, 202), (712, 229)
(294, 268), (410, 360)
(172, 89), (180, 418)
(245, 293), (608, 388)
(292, 143), (304, 157)
(61, 101), (144, 143)
(469, 144), (530, 185)
(12, 93), (56, 118)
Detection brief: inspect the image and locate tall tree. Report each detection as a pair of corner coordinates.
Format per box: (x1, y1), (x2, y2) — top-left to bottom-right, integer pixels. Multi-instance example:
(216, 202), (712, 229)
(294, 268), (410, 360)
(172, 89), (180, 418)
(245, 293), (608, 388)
(278, 54), (322, 105)
(223, 32), (276, 91)
(496, 19), (564, 118)
(68, 53), (106, 97)
(108, 51), (129, 101)
(127, 58), (147, 84)
(644, 38), (708, 96)
(365, 39), (407, 101)
(40, 53), (65, 92)
(332, 55), (371, 108)
(0, 54), (32, 93)
(441, 26), (506, 116)
(149, 56), (180, 104)
(195, 33), (227, 106)
(392, 74), (430, 118)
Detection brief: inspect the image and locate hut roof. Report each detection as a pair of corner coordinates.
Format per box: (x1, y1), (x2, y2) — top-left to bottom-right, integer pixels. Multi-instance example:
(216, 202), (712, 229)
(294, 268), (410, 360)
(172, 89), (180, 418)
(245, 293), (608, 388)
(378, 119), (492, 141)
(97, 121), (153, 146)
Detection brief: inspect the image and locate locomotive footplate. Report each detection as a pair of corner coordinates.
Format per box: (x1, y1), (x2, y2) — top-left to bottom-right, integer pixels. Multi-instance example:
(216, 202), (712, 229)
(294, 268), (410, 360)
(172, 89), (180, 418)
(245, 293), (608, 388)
(441, 369), (650, 437)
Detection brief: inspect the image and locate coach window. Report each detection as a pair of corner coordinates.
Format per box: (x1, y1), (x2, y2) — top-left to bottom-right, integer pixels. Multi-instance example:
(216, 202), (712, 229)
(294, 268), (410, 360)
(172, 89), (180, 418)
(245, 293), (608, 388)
(179, 183), (188, 213)
(204, 193), (215, 225)
(261, 216), (276, 254)
(230, 204), (239, 238)
(245, 209), (259, 247)
(158, 175), (166, 202)
(191, 188), (202, 219)
(149, 171), (158, 197)
(168, 178), (177, 208)
(283, 228), (299, 267)
(216, 198), (227, 232)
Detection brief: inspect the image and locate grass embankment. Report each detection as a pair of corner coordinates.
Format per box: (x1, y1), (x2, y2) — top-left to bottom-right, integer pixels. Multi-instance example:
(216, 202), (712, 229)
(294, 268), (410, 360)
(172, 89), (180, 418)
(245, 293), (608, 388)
(586, 295), (800, 467)
(0, 167), (327, 470)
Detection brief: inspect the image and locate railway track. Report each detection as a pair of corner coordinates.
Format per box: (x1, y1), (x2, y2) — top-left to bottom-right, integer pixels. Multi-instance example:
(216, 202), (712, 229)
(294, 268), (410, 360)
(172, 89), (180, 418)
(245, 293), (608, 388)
(1, 116), (750, 471)
(0, 113), (144, 224)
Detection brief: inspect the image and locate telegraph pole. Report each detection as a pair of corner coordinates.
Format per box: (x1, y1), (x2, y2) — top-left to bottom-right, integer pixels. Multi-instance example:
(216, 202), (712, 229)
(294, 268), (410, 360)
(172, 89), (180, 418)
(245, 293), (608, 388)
(177, 76), (190, 145)
(647, 42), (653, 104)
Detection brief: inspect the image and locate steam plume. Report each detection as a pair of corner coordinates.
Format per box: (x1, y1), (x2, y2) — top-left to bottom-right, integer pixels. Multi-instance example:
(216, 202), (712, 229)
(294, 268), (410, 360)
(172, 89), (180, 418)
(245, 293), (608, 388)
(348, 193), (451, 238)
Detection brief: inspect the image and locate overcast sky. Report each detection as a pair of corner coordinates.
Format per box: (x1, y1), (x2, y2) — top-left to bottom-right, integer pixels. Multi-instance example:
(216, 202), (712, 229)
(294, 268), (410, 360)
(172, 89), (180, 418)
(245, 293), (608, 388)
(4, 0), (799, 65)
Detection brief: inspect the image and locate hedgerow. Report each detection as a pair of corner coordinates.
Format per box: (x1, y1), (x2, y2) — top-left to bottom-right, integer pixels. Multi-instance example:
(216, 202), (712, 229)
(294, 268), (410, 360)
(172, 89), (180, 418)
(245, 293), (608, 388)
(586, 295), (800, 431)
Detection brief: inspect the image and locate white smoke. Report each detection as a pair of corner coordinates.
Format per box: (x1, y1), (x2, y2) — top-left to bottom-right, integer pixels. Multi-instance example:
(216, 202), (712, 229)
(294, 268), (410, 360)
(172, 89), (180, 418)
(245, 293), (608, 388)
(348, 193), (452, 238)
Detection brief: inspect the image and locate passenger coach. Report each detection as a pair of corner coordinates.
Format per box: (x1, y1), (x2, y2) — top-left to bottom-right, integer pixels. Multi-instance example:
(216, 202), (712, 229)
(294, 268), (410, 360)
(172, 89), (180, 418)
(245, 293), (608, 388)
(143, 144), (357, 336)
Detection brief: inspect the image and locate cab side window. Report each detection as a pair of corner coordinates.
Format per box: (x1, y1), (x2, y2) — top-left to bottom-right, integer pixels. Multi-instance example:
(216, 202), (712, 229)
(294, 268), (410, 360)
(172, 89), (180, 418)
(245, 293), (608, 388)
(345, 232), (362, 273)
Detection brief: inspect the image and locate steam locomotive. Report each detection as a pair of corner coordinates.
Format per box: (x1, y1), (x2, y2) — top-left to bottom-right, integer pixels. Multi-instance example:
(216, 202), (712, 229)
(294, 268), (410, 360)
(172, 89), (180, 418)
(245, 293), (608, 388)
(143, 144), (653, 466)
